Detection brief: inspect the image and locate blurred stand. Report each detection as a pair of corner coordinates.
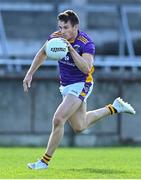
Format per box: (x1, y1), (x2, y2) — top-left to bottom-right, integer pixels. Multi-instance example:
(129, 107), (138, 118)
(0, 0), (141, 147)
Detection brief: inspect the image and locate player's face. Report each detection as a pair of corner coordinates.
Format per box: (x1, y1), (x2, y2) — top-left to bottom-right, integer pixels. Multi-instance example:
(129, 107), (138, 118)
(58, 20), (78, 41)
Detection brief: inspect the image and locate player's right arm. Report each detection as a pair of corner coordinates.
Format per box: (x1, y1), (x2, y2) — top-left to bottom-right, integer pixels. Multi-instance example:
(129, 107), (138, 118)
(23, 31), (62, 92)
(23, 44), (47, 92)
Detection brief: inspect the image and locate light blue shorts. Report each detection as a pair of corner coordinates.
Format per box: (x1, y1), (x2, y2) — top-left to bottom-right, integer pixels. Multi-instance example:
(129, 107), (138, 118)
(59, 82), (93, 102)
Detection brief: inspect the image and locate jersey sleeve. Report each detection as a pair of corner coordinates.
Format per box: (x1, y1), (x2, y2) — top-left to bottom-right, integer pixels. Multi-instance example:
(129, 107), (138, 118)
(47, 35), (52, 41)
(82, 42), (95, 55)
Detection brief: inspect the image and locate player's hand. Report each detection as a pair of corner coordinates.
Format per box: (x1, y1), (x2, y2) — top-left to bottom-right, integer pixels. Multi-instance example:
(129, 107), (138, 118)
(61, 39), (73, 51)
(23, 74), (32, 92)
(50, 31), (62, 38)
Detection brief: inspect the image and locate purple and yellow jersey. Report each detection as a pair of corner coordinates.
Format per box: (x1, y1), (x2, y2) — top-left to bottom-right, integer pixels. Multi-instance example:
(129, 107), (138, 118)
(48, 30), (95, 86)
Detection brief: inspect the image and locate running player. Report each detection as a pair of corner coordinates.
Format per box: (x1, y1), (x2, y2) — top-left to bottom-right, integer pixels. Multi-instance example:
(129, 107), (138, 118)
(23, 10), (136, 169)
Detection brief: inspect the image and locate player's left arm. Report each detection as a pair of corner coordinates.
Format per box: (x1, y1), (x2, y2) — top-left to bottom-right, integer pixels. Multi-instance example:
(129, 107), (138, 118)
(68, 44), (94, 74)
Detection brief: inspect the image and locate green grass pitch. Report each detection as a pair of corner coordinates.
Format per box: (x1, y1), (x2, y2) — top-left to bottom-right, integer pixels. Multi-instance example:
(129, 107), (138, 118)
(0, 147), (141, 179)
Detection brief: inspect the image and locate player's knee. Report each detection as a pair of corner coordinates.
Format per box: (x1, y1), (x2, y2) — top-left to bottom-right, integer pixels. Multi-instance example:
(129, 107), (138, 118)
(73, 125), (84, 133)
(53, 114), (65, 127)
(75, 129), (83, 133)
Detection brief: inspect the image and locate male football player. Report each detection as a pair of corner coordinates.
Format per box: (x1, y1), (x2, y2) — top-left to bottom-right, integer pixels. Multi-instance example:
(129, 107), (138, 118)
(23, 10), (136, 169)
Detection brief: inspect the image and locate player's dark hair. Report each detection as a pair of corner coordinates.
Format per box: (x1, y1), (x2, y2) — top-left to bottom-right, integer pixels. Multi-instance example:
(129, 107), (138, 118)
(57, 10), (79, 26)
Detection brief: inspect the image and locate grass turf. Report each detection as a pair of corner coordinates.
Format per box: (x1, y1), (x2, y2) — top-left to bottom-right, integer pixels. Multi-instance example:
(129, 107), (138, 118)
(0, 147), (141, 179)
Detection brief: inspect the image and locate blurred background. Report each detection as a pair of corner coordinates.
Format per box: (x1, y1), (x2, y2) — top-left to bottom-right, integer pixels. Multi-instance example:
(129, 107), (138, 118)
(0, 0), (141, 147)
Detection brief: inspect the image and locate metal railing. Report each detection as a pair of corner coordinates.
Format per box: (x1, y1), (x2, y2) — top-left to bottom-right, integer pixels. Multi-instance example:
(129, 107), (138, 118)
(0, 2), (141, 144)
(0, 11), (8, 56)
(0, 2), (141, 70)
(0, 2), (54, 56)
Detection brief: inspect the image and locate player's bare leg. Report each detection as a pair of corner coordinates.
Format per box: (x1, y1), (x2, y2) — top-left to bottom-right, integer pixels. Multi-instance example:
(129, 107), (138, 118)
(27, 94), (83, 169)
(46, 95), (83, 156)
(69, 97), (136, 133)
(69, 102), (111, 132)
(27, 96), (135, 169)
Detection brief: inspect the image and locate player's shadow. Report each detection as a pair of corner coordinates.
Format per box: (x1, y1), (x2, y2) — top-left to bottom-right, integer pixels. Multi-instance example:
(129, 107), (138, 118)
(68, 168), (126, 174)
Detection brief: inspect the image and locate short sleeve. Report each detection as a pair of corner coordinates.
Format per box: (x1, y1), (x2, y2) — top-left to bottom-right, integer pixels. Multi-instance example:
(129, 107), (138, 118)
(47, 34), (52, 41)
(82, 42), (95, 55)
